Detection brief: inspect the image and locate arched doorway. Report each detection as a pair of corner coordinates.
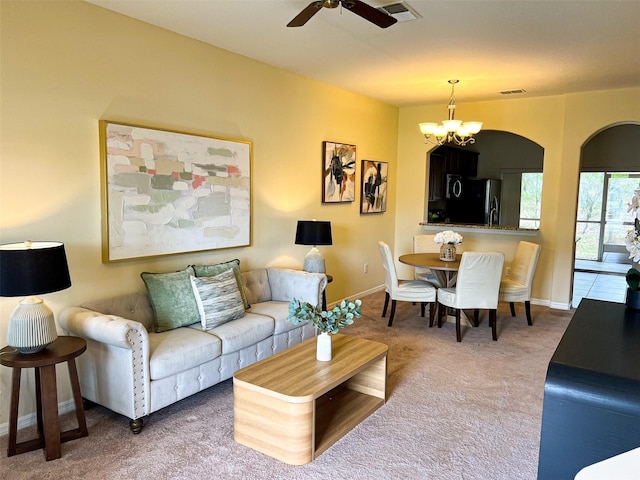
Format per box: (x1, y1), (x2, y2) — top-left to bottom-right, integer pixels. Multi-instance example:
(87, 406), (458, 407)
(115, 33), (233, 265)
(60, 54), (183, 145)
(572, 123), (640, 307)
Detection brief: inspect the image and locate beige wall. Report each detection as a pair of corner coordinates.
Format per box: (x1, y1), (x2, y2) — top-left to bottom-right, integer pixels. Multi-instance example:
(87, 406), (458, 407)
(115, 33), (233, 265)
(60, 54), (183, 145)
(0, 1), (398, 420)
(395, 88), (640, 310)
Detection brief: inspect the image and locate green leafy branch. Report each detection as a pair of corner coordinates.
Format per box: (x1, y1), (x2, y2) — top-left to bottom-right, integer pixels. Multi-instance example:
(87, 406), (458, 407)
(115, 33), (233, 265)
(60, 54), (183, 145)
(287, 298), (362, 334)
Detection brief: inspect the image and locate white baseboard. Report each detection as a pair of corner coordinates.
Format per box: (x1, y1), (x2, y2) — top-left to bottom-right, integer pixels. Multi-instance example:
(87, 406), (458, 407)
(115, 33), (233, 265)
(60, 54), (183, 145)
(327, 284), (385, 309)
(0, 398), (76, 437)
(548, 301), (572, 310)
(532, 297), (571, 311)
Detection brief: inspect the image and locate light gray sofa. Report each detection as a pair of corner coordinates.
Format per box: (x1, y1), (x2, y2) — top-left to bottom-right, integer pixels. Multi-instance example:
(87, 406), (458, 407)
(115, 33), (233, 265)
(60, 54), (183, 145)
(59, 267), (326, 433)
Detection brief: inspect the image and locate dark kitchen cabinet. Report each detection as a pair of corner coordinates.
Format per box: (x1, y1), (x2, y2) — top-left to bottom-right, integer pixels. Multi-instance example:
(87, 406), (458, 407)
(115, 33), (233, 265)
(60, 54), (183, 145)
(427, 147), (479, 200)
(441, 146), (478, 177)
(428, 153), (446, 200)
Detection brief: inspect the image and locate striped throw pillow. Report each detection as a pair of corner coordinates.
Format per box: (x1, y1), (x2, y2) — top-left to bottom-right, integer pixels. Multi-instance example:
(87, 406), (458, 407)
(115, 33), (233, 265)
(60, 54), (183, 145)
(190, 269), (246, 330)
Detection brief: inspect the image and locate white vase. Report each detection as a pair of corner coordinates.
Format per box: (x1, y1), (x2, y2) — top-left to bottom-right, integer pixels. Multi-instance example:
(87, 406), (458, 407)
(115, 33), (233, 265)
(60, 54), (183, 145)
(316, 332), (332, 361)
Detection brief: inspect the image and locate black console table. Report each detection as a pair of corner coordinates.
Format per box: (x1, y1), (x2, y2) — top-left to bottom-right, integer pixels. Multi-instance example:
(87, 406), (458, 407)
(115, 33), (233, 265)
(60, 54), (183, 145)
(537, 299), (640, 479)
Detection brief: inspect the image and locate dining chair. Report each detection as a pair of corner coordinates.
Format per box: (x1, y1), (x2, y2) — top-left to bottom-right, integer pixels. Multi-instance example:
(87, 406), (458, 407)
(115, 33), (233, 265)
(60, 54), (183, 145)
(437, 251), (505, 341)
(498, 241), (541, 326)
(412, 235), (440, 286)
(378, 241), (438, 327)
(413, 235), (466, 287)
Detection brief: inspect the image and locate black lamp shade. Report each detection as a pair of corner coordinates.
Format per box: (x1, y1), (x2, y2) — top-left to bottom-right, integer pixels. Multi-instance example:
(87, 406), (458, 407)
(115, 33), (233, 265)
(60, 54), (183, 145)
(295, 221), (332, 246)
(0, 241), (72, 297)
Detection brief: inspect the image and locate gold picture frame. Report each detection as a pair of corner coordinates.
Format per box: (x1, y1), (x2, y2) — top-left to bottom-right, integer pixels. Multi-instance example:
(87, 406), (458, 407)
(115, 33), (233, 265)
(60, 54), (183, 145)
(99, 120), (252, 262)
(322, 141), (356, 203)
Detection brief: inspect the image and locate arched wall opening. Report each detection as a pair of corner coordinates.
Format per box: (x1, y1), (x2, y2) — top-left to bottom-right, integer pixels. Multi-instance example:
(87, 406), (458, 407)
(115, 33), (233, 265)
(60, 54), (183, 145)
(572, 123), (640, 307)
(425, 129), (544, 228)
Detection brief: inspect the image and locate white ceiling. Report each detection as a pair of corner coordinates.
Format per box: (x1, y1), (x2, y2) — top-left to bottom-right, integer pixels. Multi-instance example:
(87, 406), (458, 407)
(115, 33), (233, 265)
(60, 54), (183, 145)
(86, 0), (640, 107)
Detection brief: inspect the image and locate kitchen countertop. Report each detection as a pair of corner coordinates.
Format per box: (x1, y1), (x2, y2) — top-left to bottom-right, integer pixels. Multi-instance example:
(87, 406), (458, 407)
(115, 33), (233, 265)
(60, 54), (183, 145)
(420, 222), (539, 235)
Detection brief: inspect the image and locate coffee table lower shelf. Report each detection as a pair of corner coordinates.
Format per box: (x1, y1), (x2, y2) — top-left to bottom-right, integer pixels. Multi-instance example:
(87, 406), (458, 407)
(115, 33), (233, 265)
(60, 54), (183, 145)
(233, 334), (388, 465)
(315, 384), (384, 458)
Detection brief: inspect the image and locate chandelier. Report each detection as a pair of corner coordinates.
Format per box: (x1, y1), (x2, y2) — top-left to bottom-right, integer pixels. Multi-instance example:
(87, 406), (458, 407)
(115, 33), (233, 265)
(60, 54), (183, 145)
(418, 80), (483, 147)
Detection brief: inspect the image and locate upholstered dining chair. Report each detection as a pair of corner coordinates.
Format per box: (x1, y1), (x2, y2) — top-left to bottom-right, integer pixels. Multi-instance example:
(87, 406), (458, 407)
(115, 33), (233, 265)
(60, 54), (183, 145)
(378, 241), (438, 327)
(413, 235), (439, 285)
(437, 251), (505, 342)
(413, 234), (466, 287)
(498, 241), (541, 326)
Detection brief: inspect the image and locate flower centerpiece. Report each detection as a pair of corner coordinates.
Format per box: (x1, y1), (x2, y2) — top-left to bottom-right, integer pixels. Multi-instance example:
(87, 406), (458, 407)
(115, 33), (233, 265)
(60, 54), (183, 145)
(433, 230), (463, 261)
(287, 298), (362, 361)
(624, 189), (640, 308)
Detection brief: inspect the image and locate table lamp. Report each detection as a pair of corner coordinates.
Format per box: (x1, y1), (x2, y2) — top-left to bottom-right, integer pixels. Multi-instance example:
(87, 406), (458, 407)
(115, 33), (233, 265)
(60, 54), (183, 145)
(295, 220), (332, 273)
(0, 241), (71, 353)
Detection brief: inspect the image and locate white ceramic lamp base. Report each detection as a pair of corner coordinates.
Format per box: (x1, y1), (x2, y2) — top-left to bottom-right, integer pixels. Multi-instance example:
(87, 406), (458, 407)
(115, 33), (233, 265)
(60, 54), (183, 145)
(303, 247), (326, 273)
(6, 297), (58, 354)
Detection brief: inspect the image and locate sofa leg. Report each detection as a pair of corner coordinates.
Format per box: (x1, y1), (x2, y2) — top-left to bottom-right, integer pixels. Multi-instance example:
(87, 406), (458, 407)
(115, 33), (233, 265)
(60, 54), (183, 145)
(130, 418), (144, 434)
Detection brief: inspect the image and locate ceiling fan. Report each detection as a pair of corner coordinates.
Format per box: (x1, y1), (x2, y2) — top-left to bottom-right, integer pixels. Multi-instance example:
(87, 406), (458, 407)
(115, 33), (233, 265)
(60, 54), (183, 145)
(287, 0), (398, 28)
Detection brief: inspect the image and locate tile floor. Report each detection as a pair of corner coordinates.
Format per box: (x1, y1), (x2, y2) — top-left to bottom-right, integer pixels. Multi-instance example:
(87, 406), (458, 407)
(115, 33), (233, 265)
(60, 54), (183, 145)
(572, 253), (631, 307)
(572, 271), (627, 307)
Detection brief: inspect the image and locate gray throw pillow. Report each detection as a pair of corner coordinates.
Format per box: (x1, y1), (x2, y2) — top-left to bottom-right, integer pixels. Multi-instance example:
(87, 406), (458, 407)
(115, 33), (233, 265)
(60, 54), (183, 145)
(191, 259), (249, 309)
(190, 269), (246, 330)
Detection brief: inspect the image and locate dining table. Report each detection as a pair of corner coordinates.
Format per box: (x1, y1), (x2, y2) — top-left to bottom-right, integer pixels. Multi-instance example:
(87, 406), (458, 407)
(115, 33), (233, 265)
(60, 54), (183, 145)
(398, 252), (472, 327)
(398, 253), (461, 288)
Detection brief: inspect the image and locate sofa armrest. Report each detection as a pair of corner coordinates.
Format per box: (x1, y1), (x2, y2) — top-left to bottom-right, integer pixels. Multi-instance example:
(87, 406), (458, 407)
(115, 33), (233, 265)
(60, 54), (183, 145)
(58, 306), (151, 421)
(266, 268), (327, 307)
(59, 307), (150, 350)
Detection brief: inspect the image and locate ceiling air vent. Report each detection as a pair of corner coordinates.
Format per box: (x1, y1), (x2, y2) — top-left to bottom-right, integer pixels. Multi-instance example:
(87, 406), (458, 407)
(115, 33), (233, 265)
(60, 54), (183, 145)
(500, 89), (527, 95)
(378, 2), (421, 22)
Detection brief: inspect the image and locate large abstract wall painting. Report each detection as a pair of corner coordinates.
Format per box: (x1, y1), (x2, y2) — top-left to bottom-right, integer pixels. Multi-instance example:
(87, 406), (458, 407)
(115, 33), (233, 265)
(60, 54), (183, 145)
(322, 141), (356, 203)
(100, 121), (251, 262)
(361, 160), (388, 214)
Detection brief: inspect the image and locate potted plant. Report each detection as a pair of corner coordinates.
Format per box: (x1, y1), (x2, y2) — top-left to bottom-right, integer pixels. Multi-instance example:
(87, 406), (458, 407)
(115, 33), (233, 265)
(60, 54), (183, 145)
(434, 230), (463, 261)
(625, 267), (640, 309)
(287, 298), (362, 361)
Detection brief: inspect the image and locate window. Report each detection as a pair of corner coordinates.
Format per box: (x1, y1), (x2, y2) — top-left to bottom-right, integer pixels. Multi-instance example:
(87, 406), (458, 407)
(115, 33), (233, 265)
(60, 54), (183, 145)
(519, 172), (542, 228)
(575, 172), (640, 261)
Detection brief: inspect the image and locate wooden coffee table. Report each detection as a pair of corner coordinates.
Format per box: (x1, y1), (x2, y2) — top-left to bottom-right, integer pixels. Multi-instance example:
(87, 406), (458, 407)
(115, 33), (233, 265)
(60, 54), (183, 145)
(233, 334), (388, 465)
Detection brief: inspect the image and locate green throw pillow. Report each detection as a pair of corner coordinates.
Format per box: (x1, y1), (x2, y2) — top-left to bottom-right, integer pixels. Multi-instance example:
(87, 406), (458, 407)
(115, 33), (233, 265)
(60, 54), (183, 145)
(190, 269), (246, 330)
(141, 267), (200, 333)
(191, 259), (249, 309)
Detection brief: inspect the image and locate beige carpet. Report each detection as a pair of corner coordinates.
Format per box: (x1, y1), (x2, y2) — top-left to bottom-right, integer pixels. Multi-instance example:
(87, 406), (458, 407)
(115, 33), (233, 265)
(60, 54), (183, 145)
(0, 291), (572, 480)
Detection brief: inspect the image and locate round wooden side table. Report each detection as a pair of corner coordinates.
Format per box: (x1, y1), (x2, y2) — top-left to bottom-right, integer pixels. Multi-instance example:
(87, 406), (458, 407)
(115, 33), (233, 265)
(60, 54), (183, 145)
(0, 336), (88, 461)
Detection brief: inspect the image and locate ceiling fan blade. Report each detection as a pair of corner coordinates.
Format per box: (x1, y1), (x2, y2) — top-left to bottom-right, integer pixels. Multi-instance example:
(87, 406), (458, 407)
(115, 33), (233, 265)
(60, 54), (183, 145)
(342, 0), (398, 28)
(287, 1), (324, 27)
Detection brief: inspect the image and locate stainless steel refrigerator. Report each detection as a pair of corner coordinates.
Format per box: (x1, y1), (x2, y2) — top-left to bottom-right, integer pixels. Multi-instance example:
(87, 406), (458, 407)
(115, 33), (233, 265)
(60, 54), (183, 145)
(467, 179), (501, 225)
